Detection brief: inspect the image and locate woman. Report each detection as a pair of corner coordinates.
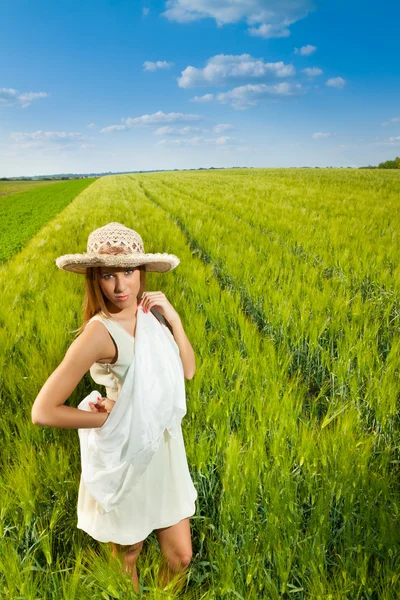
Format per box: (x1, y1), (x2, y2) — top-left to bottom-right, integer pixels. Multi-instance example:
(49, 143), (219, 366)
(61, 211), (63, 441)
(31, 222), (198, 594)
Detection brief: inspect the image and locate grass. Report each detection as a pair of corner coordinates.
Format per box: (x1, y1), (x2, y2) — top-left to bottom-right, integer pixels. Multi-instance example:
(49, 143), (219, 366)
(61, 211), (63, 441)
(0, 178), (97, 263)
(0, 179), (61, 198)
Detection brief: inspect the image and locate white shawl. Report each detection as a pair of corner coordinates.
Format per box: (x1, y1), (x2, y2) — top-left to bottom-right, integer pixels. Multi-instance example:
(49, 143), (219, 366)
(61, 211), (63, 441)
(77, 305), (186, 514)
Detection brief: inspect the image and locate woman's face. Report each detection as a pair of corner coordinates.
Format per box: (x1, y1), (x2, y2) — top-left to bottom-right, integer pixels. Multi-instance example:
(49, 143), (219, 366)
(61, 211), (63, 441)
(98, 266), (142, 310)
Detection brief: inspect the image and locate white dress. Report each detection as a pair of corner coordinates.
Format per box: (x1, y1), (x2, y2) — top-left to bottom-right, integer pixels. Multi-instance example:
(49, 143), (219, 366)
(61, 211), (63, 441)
(76, 310), (198, 545)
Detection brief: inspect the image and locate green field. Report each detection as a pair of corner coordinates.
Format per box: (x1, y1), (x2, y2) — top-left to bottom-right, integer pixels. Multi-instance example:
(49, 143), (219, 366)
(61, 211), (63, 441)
(0, 178), (97, 263)
(0, 169), (399, 599)
(0, 179), (61, 198)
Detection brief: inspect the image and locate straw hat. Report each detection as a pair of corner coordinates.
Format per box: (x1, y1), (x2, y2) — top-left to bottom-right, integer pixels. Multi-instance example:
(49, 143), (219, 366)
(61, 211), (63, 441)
(55, 222), (180, 274)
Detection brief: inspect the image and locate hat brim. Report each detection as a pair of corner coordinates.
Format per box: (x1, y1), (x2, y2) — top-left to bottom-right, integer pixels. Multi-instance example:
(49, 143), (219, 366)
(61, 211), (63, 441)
(55, 252), (180, 274)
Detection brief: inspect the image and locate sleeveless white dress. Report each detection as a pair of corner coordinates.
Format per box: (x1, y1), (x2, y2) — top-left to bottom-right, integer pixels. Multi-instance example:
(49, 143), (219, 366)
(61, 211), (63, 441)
(76, 310), (198, 545)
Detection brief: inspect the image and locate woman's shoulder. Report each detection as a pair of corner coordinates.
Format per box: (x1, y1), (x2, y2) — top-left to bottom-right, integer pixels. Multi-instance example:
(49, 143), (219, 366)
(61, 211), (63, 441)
(84, 313), (104, 328)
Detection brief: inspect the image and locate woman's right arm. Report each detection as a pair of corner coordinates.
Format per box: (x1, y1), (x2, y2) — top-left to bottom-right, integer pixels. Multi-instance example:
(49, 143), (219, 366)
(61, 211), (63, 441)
(31, 321), (110, 430)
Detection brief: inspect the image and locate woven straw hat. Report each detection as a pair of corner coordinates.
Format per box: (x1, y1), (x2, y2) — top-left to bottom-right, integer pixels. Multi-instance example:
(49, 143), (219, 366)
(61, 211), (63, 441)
(55, 222), (180, 274)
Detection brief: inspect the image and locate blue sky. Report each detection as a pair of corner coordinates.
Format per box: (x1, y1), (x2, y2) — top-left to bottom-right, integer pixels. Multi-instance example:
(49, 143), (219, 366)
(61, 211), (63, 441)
(1, 0), (399, 176)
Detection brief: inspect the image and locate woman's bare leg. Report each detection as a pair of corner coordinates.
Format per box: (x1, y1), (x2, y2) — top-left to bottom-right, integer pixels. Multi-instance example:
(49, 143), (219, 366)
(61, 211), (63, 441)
(154, 518), (193, 589)
(109, 541), (143, 594)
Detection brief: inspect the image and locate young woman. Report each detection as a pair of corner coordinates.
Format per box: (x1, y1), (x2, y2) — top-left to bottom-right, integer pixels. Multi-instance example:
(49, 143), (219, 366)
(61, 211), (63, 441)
(31, 222), (198, 594)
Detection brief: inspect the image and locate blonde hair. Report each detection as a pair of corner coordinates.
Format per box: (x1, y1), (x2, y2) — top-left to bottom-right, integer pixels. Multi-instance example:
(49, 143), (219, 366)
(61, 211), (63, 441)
(73, 264), (147, 337)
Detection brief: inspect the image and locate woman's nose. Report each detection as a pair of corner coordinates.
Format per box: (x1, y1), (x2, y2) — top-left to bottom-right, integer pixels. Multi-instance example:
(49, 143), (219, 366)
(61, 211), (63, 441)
(114, 276), (125, 291)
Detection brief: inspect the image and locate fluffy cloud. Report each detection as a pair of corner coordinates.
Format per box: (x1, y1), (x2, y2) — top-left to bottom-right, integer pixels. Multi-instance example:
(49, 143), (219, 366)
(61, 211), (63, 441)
(101, 125), (126, 133)
(212, 82), (304, 109)
(212, 123), (234, 133)
(161, 0), (314, 38)
(0, 87), (49, 108)
(247, 23), (291, 39)
(9, 130), (85, 151)
(155, 135), (234, 147)
(294, 44), (317, 56)
(302, 67), (323, 76)
(326, 77), (346, 88)
(100, 111), (203, 133)
(191, 94), (214, 103)
(153, 125), (201, 135)
(10, 131), (84, 142)
(382, 116), (400, 126)
(312, 132), (330, 139)
(143, 60), (175, 71)
(178, 54), (295, 88)
(215, 136), (232, 144)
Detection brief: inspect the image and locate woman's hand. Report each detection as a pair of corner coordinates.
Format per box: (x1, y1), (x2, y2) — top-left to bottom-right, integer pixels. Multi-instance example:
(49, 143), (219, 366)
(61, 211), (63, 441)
(139, 291), (181, 325)
(100, 398), (116, 413)
(89, 396), (116, 414)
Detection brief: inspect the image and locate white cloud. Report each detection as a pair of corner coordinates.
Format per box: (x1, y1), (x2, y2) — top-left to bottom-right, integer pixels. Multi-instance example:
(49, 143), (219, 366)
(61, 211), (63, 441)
(143, 60), (175, 71)
(178, 54), (295, 88)
(153, 125), (201, 135)
(124, 111), (201, 126)
(302, 67), (323, 76)
(161, 0), (314, 38)
(9, 130), (85, 152)
(212, 124), (234, 133)
(101, 124), (126, 133)
(100, 111), (203, 133)
(155, 134), (235, 147)
(382, 116), (400, 126)
(215, 82), (304, 109)
(142, 7), (150, 16)
(10, 130), (84, 142)
(215, 136), (232, 144)
(312, 132), (330, 139)
(326, 77), (346, 88)
(191, 93), (214, 103)
(294, 44), (317, 56)
(179, 126), (201, 134)
(87, 123), (97, 129)
(247, 23), (291, 39)
(0, 87), (49, 108)
(388, 136), (400, 142)
(154, 126), (175, 135)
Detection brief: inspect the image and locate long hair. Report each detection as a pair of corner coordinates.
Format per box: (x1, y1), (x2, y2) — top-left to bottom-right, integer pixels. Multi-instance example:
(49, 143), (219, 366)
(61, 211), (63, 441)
(72, 264), (147, 337)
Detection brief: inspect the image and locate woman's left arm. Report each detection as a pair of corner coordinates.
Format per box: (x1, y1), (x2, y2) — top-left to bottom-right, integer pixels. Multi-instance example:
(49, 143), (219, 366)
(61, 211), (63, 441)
(141, 292), (196, 380)
(166, 315), (196, 380)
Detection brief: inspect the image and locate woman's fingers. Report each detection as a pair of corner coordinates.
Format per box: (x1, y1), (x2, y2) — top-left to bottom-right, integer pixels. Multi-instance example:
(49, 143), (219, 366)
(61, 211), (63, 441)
(89, 400), (107, 412)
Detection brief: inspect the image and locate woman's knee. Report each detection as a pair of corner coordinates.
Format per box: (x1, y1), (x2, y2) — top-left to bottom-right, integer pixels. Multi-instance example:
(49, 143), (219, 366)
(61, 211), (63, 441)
(179, 551), (193, 568)
(122, 541), (144, 569)
(165, 549), (193, 570)
(126, 540), (144, 556)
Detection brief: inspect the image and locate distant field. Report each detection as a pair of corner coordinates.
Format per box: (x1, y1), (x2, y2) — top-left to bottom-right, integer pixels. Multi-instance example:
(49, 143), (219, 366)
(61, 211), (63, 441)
(0, 178), (97, 263)
(0, 169), (399, 598)
(0, 179), (61, 198)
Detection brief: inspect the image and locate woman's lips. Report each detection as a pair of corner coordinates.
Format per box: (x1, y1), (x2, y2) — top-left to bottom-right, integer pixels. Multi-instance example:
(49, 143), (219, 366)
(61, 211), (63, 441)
(115, 295), (129, 301)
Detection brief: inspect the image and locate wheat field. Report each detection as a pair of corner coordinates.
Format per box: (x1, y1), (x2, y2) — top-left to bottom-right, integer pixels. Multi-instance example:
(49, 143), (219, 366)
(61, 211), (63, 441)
(0, 168), (399, 599)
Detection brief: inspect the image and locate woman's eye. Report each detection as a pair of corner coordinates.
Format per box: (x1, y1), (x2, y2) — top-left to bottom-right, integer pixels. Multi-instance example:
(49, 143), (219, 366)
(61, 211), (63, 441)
(103, 269), (134, 279)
